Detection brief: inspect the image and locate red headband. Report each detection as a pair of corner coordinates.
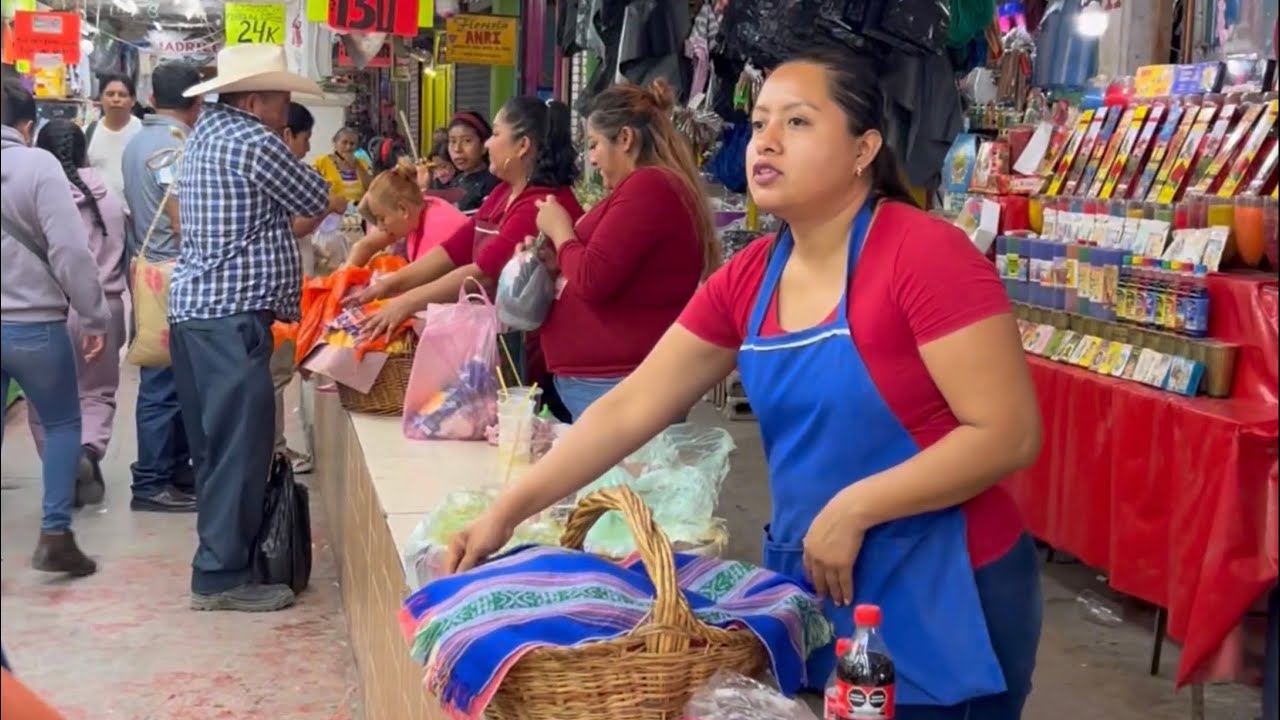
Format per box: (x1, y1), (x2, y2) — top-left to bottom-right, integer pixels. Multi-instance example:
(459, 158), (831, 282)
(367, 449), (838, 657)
(450, 112), (491, 140)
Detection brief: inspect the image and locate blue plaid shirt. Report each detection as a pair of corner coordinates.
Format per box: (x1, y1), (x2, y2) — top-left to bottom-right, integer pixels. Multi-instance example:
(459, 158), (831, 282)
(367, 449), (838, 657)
(169, 103), (329, 323)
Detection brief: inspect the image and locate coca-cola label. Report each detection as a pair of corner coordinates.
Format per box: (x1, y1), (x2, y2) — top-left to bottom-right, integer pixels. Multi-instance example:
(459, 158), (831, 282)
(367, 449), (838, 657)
(829, 681), (895, 719)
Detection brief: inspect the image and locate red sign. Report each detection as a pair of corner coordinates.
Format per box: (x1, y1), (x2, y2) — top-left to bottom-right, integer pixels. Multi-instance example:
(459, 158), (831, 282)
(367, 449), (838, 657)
(11, 11), (81, 64)
(328, 0), (418, 37)
(337, 39), (393, 67)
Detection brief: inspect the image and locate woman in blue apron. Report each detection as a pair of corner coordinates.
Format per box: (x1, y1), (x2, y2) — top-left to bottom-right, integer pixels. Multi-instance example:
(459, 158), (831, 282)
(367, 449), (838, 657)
(447, 46), (1043, 719)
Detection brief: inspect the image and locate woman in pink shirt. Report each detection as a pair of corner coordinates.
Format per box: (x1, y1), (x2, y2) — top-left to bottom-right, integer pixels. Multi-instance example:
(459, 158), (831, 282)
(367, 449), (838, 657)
(32, 120), (128, 504)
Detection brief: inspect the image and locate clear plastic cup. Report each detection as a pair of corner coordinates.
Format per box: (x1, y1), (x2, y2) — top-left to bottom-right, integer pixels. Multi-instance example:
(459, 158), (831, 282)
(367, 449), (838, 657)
(497, 387), (542, 478)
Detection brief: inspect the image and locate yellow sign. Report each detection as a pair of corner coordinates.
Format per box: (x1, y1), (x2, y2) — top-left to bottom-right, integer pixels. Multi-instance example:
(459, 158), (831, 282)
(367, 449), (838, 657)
(444, 14), (518, 67)
(226, 3), (286, 46)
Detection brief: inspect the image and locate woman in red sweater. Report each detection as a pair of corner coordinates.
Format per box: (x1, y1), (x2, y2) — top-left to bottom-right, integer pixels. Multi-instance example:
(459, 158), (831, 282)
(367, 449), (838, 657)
(355, 97), (582, 344)
(533, 81), (719, 420)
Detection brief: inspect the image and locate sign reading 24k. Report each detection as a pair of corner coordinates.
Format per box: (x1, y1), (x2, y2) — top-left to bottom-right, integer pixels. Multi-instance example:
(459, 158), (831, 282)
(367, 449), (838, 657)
(225, 3), (286, 46)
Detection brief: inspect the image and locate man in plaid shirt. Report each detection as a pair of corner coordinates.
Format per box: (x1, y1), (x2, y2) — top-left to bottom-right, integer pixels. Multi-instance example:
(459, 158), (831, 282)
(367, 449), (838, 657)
(170, 45), (340, 613)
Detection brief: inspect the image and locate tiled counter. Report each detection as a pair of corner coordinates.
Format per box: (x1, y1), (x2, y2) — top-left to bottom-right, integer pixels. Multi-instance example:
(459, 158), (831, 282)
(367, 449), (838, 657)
(312, 387), (499, 720)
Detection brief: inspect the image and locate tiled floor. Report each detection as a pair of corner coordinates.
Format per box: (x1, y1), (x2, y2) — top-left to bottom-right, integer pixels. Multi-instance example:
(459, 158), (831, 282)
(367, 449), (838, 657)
(1, 366), (361, 720)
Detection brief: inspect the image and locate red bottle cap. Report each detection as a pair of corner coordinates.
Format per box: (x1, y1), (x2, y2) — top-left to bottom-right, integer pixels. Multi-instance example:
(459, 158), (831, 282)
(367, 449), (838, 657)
(835, 638), (852, 655)
(854, 604), (883, 627)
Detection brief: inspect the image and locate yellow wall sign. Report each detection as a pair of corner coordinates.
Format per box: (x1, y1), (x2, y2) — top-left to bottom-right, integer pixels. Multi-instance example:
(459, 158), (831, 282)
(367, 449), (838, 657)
(444, 14), (518, 67)
(226, 3), (286, 46)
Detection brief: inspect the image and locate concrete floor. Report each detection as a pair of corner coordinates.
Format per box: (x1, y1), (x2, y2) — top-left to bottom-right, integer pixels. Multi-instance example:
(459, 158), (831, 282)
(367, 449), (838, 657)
(0, 366), (1264, 719)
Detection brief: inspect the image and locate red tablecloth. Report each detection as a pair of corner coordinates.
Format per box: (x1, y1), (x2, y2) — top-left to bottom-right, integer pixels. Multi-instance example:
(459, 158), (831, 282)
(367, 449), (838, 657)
(1207, 272), (1278, 404)
(1005, 357), (1279, 687)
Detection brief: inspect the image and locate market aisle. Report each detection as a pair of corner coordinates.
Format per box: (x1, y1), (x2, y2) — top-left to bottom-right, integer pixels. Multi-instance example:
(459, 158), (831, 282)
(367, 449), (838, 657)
(0, 366), (362, 720)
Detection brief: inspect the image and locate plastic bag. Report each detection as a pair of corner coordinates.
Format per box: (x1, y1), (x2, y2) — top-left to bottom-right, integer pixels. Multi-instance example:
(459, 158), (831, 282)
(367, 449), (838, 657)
(400, 489), (567, 590)
(253, 454), (313, 595)
(682, 671), (819, 720)
(577, 423), (735, 556)
(402, 281), (501, 441)
(495, 245), (556, 331)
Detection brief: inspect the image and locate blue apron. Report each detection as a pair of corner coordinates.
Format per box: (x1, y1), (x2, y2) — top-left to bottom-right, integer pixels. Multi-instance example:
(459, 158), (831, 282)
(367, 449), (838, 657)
(737, 205), (1007, 707)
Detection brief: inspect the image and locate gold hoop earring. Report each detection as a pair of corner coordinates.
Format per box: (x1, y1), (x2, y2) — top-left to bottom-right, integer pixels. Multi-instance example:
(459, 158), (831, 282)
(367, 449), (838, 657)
(856, 165), (864, 177)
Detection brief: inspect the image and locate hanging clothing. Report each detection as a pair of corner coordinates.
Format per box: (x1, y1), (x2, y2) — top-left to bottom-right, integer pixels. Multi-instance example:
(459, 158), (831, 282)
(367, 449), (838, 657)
(880, 48), (966, 189)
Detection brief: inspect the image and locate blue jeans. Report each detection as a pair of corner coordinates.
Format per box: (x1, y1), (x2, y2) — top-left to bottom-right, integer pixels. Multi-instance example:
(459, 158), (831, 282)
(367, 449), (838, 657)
(554, 375), (624, 421)
(899, 533), (1042, 719)
(169, 312), (276, 594)
(0, 321), (81, 532)
(130, 365), (189, 497)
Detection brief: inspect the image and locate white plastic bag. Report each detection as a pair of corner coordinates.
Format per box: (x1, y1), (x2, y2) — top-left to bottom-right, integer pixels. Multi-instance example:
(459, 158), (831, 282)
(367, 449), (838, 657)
(682, 671), (819, 720)
(495, 246), (556, 331)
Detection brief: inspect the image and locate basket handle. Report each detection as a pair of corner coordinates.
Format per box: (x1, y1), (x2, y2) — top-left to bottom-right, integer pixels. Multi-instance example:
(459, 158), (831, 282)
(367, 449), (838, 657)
(559, 486), (713, 645)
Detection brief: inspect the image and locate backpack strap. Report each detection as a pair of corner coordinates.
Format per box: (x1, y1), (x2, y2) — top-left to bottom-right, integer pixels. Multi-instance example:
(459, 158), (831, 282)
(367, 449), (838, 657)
(84, 120), (98, 147)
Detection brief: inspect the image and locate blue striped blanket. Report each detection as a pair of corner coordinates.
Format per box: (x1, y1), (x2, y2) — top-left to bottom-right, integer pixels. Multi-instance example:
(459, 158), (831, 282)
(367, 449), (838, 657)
(400, 545), (832, 720)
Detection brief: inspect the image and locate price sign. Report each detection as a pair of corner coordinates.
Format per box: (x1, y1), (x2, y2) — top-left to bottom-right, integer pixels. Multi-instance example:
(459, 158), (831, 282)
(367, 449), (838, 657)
(11, 11), (80, 63)
(443, 14), (518, 67)
(328, 0), (419, 38)
(226, 3), (286, 46)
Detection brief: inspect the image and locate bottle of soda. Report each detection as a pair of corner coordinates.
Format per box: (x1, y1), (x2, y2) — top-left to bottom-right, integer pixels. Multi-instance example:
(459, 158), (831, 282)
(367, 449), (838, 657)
(830, 604), (895, 719)
(825, 638), (853, 720)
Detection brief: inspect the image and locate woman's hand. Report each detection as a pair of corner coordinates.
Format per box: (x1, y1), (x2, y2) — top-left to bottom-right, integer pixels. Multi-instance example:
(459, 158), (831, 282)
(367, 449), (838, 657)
(415, 159), (432, 191)
(803, 488), (867, 607)
(345, 278), (389, 306)
(358, 295), (415, 340)
(520, 235), (559, 275)
(535, 195), (575, 247)
(327, 193), (349, 215)
(445, 507), (518, 574)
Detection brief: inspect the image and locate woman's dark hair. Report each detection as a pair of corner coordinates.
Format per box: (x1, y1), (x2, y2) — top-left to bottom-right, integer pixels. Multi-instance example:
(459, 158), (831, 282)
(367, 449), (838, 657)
(97, 72), (136, 99)
(499, 97), (579, 188)
(586, 80), (721, 278)
(35, 119), (107, 236)
(286, 102), (315, 135)
(1, 79), (36, 127)
(783, 46), (917, 208)
(448, 110), (492, 141)
(427, 139), (450, 162)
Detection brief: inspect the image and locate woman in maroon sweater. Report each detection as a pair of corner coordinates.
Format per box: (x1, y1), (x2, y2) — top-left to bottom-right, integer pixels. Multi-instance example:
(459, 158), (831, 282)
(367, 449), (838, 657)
(534, 81), (720, 420)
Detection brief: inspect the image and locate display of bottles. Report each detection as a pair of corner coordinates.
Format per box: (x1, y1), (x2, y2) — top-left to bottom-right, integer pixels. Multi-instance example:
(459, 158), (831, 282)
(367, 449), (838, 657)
(827, 605), (895, 719)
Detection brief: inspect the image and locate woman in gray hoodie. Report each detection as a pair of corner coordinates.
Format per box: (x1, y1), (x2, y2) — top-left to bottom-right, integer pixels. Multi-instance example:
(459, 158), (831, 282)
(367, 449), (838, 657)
(30, 119), (128, 501)
(1, 79), (108, 577)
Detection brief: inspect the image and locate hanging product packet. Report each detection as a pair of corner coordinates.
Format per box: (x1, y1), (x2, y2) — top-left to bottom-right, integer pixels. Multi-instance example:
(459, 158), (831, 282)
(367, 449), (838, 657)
(495, 234), (556, 331)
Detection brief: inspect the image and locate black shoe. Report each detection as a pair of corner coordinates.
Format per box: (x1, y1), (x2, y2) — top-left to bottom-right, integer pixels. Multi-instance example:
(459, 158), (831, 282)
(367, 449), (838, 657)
(191, 583), (295, 612)
(173, 462), (196, 496)
(73, 447), (105, 508)
(130, 486), (196, 513)
(32, 530), (97, 577)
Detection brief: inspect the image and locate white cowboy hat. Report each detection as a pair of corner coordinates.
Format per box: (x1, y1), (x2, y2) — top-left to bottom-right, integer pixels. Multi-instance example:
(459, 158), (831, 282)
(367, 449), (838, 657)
(183, 44), (323, 98)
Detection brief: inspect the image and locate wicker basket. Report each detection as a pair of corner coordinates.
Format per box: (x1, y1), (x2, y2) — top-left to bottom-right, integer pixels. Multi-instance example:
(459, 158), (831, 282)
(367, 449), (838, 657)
(337, 353), (414, 415)
(483, 487), (768, 720)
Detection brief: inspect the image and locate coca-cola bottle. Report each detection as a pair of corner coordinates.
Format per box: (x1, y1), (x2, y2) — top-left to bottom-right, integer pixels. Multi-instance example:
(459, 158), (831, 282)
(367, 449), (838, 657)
(824, 638), (852, 720)
(829, 604), (895, 719)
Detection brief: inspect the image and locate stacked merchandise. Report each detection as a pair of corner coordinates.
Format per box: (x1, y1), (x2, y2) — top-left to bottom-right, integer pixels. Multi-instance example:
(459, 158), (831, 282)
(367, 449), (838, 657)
(951, 59), (1279, 399)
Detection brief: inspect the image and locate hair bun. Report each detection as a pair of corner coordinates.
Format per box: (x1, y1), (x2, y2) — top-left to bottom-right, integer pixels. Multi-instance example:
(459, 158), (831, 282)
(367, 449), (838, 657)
(648, 79), (676, 113)
(393, 156), (417, 181)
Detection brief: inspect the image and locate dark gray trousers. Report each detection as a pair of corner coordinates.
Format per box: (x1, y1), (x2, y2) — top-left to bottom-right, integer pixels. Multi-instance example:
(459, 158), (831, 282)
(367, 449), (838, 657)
(169, 311), (275, 594)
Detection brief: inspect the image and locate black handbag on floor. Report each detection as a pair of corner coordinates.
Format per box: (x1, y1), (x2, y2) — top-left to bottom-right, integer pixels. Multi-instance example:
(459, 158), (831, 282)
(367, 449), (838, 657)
(254, 454), (312, 595)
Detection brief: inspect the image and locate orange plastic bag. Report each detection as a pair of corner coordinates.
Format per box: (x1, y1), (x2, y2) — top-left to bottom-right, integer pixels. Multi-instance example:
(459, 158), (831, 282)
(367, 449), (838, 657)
(295, 266), (373, 365)
(1, 669), (66, 720)
(272, 321), (299, 351)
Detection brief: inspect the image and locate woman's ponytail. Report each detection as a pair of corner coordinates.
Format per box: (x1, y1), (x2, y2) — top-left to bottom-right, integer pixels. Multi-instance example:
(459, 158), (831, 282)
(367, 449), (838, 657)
(35, 119), (108, 235)
(501, 96), (580, 188)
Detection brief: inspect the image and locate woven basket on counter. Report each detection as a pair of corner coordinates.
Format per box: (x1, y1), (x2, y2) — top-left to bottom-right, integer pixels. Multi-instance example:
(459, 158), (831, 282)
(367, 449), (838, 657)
(482, 486), (768, 720)
(337, 351), (414, 416)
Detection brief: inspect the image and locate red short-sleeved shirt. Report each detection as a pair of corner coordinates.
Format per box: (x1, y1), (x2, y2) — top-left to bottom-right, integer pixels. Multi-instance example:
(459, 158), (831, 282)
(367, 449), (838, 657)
(441, 182), (584, 278)
(678, 202), (1023, 567)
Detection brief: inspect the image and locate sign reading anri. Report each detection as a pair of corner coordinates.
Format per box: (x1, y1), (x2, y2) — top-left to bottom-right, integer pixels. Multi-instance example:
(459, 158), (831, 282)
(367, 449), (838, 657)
(225, 3), (286, 46)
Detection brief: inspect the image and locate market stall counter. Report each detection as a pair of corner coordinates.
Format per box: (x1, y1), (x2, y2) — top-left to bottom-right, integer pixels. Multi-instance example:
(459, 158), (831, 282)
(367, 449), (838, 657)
(312, 385), (499, 720)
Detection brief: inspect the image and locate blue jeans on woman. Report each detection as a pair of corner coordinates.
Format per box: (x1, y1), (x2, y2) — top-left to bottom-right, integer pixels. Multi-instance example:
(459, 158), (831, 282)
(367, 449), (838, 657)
(0, 321), (80, 532)
(553, 375), (625, 421)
